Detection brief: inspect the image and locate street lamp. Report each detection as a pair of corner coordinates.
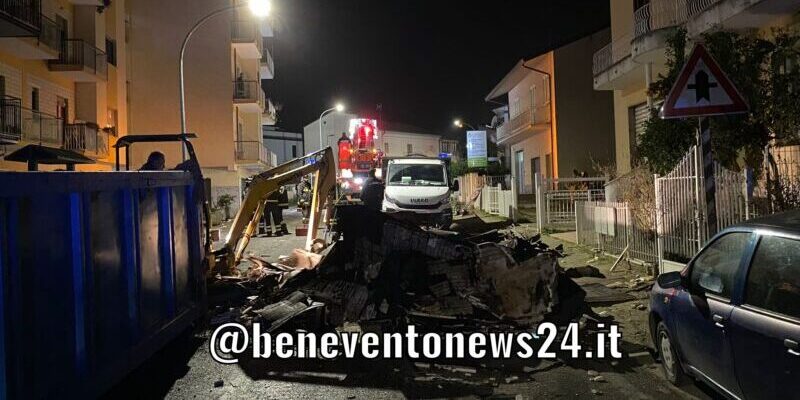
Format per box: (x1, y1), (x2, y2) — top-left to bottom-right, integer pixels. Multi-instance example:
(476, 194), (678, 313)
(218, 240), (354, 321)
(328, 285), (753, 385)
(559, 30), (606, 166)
(453, 119), (475, 130)
(178, 0), (271, 159)
(319, 103), (345, 151)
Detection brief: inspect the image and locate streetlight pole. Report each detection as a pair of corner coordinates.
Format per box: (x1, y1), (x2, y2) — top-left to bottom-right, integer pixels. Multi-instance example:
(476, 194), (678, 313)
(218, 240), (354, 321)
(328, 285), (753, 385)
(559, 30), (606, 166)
(178, 0), (270, 160)
(318, 103), (345, 151)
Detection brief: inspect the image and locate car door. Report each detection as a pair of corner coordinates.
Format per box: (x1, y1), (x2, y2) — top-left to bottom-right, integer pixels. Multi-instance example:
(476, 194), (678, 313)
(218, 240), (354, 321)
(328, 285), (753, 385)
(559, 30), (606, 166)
(729, 233), (800, 400)
(674, 232), (751, 398)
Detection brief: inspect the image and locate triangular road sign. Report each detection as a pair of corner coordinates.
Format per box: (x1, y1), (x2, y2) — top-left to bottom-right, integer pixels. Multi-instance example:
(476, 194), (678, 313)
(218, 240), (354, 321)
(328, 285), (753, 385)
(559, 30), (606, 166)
(661, 44), (749, 119)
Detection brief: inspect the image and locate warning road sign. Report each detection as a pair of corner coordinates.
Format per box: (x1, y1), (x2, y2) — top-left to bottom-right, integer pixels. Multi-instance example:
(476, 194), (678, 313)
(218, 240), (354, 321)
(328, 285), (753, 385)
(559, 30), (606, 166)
(661, 44), (748, 119)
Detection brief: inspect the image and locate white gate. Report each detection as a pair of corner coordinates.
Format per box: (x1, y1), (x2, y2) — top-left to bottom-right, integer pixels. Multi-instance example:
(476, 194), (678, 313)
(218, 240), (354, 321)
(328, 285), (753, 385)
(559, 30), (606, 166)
(535, 174), (607, 230)
(655, 145), (750, 264)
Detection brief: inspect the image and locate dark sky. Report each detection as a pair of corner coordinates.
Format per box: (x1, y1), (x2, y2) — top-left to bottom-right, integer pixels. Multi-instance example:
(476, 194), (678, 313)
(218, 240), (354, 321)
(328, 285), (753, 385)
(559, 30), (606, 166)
(265, 0), (609, 137)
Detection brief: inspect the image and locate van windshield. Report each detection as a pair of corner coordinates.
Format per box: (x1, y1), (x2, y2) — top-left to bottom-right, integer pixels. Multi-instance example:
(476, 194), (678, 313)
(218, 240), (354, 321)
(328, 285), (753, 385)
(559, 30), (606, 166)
(387, 164), (447, 186)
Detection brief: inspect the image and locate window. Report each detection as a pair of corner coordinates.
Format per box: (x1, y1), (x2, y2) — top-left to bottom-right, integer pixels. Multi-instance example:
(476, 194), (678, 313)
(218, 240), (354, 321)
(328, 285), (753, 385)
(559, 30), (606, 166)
(406, 143), (412, 155)
(745, 235), (800, 319)
(690, 232), (750, 298)
(106, 37), (117, 66)
(291, 144), (297, 158)
(384, 142), (389, 154)
(31, 87), (39, 112)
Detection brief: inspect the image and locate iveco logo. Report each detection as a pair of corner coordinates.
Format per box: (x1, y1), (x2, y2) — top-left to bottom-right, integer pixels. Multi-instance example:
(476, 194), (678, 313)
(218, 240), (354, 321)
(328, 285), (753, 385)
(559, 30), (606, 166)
(410, 198), (428, 204)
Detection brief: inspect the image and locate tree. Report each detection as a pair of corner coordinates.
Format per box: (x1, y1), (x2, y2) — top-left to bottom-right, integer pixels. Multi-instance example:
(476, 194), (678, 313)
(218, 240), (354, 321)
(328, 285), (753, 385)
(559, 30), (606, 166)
(637, 28), (800, 175)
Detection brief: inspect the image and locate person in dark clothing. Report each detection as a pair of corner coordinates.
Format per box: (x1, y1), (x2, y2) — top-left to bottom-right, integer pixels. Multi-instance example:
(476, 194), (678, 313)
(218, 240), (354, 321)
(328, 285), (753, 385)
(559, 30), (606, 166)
(263, 186), (289, 236)
(139, 151), (165, 171)
(360, 168), (385, 211)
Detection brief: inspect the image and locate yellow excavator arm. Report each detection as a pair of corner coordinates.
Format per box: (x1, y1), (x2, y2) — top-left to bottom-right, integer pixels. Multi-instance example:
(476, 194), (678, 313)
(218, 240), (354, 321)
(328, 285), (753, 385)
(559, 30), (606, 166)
(214, 147), (337, 274)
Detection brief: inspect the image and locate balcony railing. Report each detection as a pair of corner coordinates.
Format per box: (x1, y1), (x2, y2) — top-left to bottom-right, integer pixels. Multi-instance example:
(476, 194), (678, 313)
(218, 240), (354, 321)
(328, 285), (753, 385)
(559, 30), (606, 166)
(38, 14), (61, 50)
(0, 0), (41, 32)
(49, 39), (108, 79)
(234, 140), (270, 165)
(593, 32), (633, 75)
(64, 122), (108, 158)
(232, 19), (262, 50)
(233, 79), (261, 102)
(633, 0), (722, 39)
(260, 46), (274, 76)
(496, 104), (551, 143)
(21, 108), (62, 145)
(262, 97), (277, 122)
(0, 95), (21, 143)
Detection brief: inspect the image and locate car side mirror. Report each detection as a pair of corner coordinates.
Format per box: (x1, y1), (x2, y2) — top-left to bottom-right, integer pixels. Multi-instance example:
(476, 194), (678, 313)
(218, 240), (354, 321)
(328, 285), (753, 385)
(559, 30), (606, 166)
(656, 271), (684, 289)
(451, 180), (460, 192)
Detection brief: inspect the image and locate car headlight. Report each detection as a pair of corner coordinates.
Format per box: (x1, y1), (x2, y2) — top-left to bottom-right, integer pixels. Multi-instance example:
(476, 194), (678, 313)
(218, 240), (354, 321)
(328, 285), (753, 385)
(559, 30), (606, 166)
(341, 181), (350, 189)
(354, 177), (364, 185)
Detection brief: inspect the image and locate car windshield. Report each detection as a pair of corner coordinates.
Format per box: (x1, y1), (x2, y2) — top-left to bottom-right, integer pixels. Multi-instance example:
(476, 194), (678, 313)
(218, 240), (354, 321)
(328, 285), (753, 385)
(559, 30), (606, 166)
(387, 163), (446, 186)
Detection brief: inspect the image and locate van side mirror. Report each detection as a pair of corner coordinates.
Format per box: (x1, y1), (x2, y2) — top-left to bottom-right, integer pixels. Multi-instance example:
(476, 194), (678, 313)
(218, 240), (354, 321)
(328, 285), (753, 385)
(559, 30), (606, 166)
(451, 180), (460, 192)
(656, 271), (685, 289)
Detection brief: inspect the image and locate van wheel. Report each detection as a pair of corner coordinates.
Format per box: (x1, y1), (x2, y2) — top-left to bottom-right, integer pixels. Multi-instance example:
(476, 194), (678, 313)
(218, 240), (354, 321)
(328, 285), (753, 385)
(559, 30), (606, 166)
(657, 322), (686, 386)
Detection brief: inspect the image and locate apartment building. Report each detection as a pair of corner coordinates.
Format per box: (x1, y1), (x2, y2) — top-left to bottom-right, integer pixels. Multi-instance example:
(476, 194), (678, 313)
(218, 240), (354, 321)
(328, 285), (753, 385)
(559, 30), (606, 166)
(594, 0), (800, 175)
(127, 0), (275, 211)
(487, 30), (615, 194)
(0, 0), (127, 171)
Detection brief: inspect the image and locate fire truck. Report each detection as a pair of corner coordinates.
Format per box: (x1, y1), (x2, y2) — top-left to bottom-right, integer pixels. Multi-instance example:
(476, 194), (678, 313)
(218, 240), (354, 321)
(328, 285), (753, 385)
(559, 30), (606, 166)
(337, 118), (383, 195)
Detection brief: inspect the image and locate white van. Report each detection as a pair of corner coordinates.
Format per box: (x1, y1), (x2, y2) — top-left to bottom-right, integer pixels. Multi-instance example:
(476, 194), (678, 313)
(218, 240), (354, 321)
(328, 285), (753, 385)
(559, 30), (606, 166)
(381, 156), (458, 228)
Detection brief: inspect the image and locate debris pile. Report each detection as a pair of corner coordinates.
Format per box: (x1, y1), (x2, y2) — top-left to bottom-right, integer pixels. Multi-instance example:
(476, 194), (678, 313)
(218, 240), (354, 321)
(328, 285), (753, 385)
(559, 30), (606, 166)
(213, 205), (590, 333)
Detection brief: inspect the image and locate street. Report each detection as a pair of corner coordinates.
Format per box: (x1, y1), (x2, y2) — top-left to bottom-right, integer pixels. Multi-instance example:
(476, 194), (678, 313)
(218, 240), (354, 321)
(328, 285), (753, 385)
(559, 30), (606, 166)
(104, 211), (721, 400)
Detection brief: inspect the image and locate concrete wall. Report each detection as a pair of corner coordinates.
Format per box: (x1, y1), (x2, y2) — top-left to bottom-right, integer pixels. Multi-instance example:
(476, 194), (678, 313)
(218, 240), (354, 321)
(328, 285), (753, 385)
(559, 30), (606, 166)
(553, 29), (615, 176)
(303, 112), (357, 155)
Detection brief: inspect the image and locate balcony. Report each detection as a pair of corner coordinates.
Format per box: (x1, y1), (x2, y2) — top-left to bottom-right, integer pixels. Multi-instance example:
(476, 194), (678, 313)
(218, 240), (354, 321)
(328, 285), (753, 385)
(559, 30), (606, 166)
(496, 104), (551, 145)
(21, 108), (63, 146)
(0, 95), (21, 144)
(63, 122), (108, 158)
(0, 14), (62, 59)
(592, 32), (646, 91)
(231, 19), (262, 59)
(0, 0), (40, 37)
(234, 140), (271, 166)
(685, 0), (800, 35)
(48, 39), (108, 82)
(67, 0), (103, 4)
(233, 79), (264, 113)
(262, 97), (277, 125)
(260, 47), (274, 79)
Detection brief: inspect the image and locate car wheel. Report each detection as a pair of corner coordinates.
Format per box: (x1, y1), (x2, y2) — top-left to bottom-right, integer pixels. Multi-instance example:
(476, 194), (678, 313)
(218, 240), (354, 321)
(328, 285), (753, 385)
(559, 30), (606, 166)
(657, 321), (686, 386)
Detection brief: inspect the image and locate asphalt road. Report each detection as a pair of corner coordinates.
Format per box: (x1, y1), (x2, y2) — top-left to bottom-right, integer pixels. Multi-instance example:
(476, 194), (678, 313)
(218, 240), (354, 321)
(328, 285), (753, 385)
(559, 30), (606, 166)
(104, 211), (722, 399)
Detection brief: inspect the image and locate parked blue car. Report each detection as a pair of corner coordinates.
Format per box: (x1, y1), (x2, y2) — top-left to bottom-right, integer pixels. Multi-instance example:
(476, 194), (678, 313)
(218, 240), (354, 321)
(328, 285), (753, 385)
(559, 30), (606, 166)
(649, 211), (800, 400)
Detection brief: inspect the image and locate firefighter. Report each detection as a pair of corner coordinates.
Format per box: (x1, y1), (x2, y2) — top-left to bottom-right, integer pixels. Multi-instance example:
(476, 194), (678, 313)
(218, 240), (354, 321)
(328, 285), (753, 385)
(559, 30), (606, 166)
(296, 176), (313, 223)
(361, 168), (385, 211)
(264, 186), (289, 236)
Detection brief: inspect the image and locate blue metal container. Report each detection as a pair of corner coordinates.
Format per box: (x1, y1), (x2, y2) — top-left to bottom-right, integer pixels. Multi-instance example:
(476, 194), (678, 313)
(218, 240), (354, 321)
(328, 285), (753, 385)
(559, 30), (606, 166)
(0, 171), (207, 399)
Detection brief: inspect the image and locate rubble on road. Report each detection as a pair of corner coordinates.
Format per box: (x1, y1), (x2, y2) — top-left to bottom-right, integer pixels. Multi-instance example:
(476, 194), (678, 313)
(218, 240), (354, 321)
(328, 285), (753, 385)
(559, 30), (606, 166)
(210, 205), (610, 334)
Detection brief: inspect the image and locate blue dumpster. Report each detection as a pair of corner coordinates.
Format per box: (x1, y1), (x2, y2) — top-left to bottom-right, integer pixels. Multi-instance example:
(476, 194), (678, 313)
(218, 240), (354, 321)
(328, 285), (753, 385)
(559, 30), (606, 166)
(0, 171), (207, 399)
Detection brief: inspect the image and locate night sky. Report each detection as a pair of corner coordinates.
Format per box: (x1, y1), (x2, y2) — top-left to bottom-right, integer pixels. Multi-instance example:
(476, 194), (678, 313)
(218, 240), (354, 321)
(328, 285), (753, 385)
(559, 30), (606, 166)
(265, 0), (610, 137)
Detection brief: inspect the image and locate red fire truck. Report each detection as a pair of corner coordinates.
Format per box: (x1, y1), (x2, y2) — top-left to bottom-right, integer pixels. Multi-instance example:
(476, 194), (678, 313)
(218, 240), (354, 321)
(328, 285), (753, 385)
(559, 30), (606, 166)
(337, 118), (383, 195)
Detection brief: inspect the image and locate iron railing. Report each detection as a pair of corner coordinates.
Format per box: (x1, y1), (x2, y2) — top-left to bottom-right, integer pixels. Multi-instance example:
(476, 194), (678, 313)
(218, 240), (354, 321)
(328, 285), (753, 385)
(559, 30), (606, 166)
(633, 0), (723, 39)
(0, 95), (21, 142)
(262, 97), (277, 122)
(234, 140), (270, 165)
(38, 14), (61, 50)
(50, 39), (108, 79)
(21, 108), (62, 145)
(232, 19), (263, 53)
(0, 0), (41, 32)
(592, 32), (633, 75)
(233, 79), (261, 102)
(64, 122), (107, 158)
(260, 46), (274, 76)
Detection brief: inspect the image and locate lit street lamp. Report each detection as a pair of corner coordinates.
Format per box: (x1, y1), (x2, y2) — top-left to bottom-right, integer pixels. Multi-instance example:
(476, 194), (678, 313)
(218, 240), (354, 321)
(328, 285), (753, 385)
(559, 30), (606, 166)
(178, 0), (271, 159)
(319, 103), (345, 151)
(453, 118), (475, 130)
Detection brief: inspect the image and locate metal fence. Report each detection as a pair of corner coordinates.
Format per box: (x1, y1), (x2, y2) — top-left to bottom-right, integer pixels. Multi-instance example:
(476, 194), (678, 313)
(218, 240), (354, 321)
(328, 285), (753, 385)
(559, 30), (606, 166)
(536, 174), (607, 230)
(576, 201), (659, 265)
(654, 145), (749, 263)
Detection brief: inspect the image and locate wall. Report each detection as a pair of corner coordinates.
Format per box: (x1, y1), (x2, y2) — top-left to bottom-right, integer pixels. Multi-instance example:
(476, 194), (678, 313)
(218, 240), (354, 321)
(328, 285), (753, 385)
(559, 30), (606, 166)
(381, 131), (441, 158)
(303, 112), (356, 165)
(263, 128), (303, 165)
(127, 0), (235, 170)
(508, 129), (551, 194)
(553, 29), (615, 176)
